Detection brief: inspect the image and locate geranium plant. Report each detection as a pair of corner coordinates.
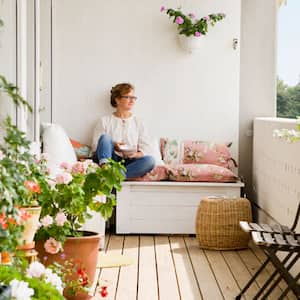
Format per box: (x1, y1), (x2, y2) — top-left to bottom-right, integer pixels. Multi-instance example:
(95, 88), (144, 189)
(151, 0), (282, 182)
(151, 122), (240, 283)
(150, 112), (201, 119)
(161, 6), (226, 37)
(0, 76), (48, 253)
(35, 159), (125, 253)
(0, 260), (64, 300)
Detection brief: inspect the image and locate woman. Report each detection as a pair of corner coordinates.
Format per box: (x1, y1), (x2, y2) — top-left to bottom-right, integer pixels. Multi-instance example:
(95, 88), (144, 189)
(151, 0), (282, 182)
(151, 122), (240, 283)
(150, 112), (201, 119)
(92, 83), (155, 179)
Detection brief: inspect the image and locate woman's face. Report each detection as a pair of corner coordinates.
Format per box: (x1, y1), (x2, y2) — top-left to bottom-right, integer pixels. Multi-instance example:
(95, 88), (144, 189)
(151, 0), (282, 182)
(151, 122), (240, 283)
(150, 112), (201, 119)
(116, 89), (137, 111)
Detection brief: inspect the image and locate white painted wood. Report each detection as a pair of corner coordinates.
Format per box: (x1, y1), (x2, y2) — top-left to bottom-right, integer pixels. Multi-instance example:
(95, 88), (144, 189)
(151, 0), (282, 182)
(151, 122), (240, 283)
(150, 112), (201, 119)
(116, 181), (243, 234)
(0, 0), (17, 124)
(253, 118), (300, 232)
(16, 0), (27, 132)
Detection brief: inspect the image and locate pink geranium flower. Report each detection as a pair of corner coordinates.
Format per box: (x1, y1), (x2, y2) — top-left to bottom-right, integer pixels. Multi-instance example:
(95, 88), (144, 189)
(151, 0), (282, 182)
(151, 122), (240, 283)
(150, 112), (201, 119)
(55, 212), (67, 226)
(188, 13), (195, 18)
(55, 172), (72, 185)
(160, 6), (165, 12)
(59, 162), (72, 172)
(175, 16), (184, 24)
(71, 161), (86, 175)
(0, 150), (4, 160)
(194, 31), (201, 37)
(44, 237), (62, 254)
(41, 215), (53, 227)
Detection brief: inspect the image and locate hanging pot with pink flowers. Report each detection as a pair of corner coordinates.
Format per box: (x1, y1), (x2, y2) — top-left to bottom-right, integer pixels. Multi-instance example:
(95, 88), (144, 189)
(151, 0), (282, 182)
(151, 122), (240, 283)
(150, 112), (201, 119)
(160, 6), (226, 53)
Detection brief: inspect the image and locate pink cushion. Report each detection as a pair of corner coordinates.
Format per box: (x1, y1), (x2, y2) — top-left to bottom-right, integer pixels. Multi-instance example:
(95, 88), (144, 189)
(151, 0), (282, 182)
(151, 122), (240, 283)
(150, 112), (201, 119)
(168, 164), (237, 182)
(130, 165), (169, 181)
(182, 140), (234, 169)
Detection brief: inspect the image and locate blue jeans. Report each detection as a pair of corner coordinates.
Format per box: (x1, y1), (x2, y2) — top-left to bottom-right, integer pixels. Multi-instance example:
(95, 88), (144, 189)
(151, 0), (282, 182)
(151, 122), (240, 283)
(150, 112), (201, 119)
(93, 134), (155, 179)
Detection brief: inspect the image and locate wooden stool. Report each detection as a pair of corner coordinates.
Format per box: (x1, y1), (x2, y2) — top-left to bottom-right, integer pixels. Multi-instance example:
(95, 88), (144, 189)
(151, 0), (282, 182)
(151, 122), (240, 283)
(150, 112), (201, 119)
(195, 197), (252, 250)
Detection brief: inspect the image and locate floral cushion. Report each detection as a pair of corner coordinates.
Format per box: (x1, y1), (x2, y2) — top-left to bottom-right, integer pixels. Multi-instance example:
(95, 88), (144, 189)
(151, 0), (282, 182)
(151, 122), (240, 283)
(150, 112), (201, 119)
(168, 164), (237, 182)
(131, 165), (169, 181)
(160, 138), (184, 165)
(182, 140), (234, 169)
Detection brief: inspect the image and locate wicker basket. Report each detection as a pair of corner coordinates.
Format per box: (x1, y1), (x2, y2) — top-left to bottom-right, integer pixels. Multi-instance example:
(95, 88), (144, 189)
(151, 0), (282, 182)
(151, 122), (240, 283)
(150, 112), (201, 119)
(195, 197), (252, 250)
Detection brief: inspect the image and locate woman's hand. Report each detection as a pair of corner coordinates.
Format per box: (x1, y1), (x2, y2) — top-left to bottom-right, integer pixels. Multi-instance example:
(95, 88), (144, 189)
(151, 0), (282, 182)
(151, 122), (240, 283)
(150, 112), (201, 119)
(114, 142), (125, 151)
(127, 151), (144, 159)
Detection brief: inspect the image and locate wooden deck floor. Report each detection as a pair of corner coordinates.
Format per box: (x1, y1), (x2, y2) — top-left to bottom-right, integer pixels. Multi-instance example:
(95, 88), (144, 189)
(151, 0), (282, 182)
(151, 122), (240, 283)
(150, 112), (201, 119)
(91, 234), (297, 300)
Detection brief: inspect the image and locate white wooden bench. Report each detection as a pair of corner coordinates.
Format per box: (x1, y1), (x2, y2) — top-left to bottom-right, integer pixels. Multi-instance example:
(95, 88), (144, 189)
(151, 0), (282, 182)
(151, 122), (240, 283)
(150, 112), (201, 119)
(116, 181), (244, 234)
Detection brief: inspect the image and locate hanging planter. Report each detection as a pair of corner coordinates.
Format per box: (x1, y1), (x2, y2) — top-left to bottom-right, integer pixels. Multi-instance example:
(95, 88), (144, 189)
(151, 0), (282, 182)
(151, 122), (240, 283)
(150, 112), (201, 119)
(161, 6), (226, 53)
(177, 34), (204, 53)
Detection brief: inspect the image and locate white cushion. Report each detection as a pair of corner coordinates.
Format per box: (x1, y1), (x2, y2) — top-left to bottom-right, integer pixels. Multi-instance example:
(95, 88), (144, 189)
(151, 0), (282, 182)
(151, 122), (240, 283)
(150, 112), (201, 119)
(41, 123), (77, 176)
(150, 138), (164, 166)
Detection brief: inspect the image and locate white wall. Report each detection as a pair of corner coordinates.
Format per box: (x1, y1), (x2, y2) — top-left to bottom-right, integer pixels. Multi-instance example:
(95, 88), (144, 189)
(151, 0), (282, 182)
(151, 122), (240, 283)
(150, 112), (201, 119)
(48, 0), (241, 160)
(239, 0), (277, 198)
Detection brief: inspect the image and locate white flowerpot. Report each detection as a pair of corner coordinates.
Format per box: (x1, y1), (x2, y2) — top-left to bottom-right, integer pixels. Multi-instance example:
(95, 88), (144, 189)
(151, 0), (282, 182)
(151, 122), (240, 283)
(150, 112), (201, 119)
(178, 35), (204, 53)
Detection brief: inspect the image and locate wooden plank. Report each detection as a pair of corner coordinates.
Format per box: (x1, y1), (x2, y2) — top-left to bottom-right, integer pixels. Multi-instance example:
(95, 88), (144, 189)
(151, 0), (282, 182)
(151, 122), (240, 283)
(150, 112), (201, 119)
(91, 233), (111, 297)
(205, 249), (240, 299)
(137, 236), (158, 300)
(238, 248), (284, 299)
(115, 236), (139, 300)
(97, 235), (124, 300)
(169, 236), (202, 300)
(155, 236), (180, 300)
(222, 250), (259, 300)
(184, 237), (223, 300)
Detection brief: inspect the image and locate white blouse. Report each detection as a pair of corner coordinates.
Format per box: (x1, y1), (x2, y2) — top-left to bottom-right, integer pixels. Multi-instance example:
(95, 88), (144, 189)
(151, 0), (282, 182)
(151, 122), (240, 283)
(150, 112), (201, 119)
(91, 114), (152, 155)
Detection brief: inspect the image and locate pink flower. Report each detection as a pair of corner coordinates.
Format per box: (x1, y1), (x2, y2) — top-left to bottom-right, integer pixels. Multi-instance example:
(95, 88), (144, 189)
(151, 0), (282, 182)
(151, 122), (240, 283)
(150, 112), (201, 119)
(44, 237), (62, 254)
(55, 212), (67, 226)
(46, 179), (56, 190)
(71, 161), (86, 175)
(175, 16), (184, 25)
(194, 31), (201, 37)
(55, 172), (73, 185)
(188, 13), (195, 18)
(160, 6), (165, 12)
(59, 162), (72, 172)
(203, 16), (210, 21)
(0, 150), (4, 160)
(41, 215), (53, 227)
(26, 261), (46, 278)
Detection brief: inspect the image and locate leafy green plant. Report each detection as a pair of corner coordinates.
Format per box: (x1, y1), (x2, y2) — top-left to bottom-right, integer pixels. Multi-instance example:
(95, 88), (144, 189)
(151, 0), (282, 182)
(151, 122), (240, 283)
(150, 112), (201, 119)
(0, 260), (64, 300)
(0, 77), (48, 252)
(35, 159), (125, 253)
(161, 6), (226, 37)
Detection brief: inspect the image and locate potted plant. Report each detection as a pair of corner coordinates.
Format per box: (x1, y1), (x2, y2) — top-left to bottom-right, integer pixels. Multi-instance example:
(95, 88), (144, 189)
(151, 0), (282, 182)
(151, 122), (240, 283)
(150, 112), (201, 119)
(160, 6), (226, 52)
(0, 76), (48, 260)
(0, 260), (64, 299)
(35, 159), (125, 299)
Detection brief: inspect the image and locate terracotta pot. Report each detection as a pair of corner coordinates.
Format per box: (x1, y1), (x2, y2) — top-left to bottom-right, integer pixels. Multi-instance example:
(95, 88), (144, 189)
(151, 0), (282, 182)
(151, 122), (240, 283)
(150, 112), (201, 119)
(36, 231), (101, 300)
(19, 206), (41, 247)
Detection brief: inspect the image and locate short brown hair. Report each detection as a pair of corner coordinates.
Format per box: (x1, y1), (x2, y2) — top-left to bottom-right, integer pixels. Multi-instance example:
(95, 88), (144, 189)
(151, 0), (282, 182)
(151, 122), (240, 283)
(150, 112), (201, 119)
(110, 83), (134, 108)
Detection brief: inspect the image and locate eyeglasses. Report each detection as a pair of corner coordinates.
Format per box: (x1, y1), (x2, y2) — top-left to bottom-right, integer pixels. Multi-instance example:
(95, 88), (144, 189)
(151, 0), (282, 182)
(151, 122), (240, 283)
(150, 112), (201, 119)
(120, 96), (138, 101)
